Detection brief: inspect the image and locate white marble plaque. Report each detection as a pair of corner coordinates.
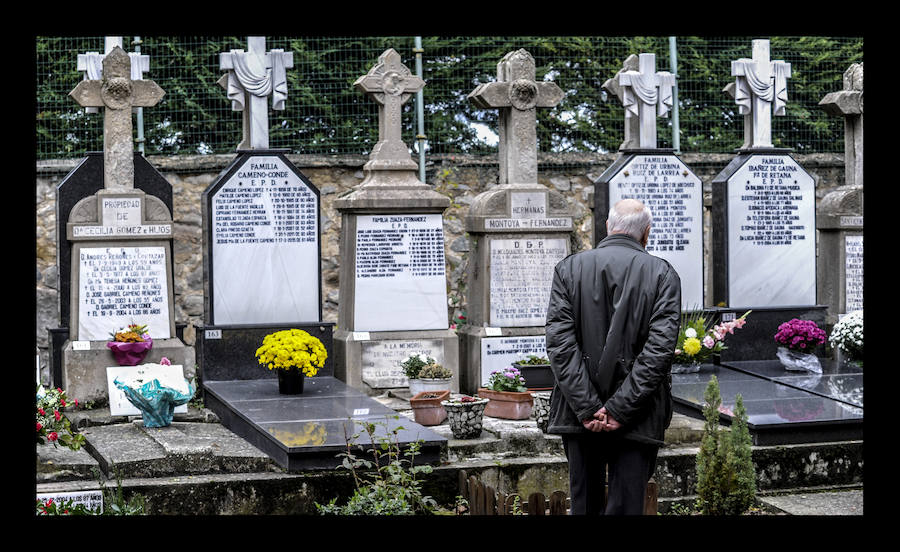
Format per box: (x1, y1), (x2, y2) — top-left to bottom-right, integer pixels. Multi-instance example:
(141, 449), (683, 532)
(106, 364), (189, 416)
(211, 155), (320, 324)
(480, 335), (547, 387)
(489, 237), (568, 327)
(726, 154), (816, 307)
(361, 338), (445, 388)
(36, 490), (103, 513)
(510, 192), (547, 218)
(101, 196), (142, 227)
(354, 214), (448, 331)
(609, 154), (704, 308)
(845, 234), (863, 312)
(78, 246), (171, 341)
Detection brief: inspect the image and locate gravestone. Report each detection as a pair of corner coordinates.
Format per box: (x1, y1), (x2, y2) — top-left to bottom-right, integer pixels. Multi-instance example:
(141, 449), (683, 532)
(817, 63), (863, 325)
(593, 53), (704, 310)
(457, 49), (574, 394)
(332, 48), (458, 395)
(711, 39), (826, 360)
(60, 46), (193, 405)
(76, 36), (149, 115)
(198, 36), (326, 378)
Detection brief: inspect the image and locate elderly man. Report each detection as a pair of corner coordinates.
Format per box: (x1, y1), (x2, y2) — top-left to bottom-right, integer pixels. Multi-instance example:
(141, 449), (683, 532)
(545, 198), (681, 515)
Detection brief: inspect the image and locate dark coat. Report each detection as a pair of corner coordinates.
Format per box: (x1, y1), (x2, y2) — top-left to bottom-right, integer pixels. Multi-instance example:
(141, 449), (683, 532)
(544, 233), (682, 446)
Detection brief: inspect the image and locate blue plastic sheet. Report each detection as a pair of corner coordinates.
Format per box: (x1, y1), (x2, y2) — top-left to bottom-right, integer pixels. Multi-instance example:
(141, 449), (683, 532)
(113, 378), (195, 428)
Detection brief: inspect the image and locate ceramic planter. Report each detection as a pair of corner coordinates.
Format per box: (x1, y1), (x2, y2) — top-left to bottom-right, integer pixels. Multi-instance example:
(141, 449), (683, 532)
(441, 397), (489, 439)
(408, 377), (452, 396)
(477, 388), (533, 420)
(409, 390), (450, 426)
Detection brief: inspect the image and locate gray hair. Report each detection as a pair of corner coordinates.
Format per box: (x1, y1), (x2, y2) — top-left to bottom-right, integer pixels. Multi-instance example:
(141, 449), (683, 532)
(607, 198), (652, 241)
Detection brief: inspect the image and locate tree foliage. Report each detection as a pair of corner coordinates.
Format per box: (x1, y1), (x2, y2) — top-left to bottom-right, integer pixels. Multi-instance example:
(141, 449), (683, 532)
(36, 36), (861, 159)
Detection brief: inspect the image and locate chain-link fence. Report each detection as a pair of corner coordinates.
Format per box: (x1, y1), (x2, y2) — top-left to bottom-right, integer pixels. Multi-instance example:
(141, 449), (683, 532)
(36, 36), (862, 162)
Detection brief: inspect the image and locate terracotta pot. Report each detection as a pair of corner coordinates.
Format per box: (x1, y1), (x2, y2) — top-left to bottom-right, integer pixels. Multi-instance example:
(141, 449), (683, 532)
(409, 390), (450, 426)
(477, 387), (533, 420)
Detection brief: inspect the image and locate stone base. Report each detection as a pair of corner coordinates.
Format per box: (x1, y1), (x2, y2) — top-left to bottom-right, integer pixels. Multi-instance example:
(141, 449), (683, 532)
(61, 338), (194, 406)
(333, 328), (460, 396)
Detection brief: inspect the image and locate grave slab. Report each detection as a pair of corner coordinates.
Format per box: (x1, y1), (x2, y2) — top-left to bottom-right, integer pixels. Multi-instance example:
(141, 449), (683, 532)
(721, 357), (863, 408)
(672, 363), (862, 445)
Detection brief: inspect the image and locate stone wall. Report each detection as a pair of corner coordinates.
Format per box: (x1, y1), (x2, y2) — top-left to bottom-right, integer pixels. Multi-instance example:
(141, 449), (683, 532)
(35, 152), (845, 384)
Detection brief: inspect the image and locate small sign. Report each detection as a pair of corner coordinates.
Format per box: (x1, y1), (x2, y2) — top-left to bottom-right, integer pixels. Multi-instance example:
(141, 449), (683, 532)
(484, 327), (503, 336)
(205, 329), (222, 340)
(721, 312), (736, 322)
(353, 408), (370, 416)
(72, 341), (91, 351)
(36, 490), (103, 514)
(352, 331), (371, 341)
(840, 216), (863, 227)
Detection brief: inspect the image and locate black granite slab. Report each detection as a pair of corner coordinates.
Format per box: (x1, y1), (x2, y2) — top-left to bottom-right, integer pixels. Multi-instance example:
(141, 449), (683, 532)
(700, 306), (828, 361)
(721, 358), (863, 408)
(203, 376), (446, 471)
(672, 363), (862, 445)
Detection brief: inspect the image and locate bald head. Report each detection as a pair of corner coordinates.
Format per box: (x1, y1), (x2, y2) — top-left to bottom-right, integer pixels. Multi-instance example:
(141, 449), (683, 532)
(607, 198), (652, 245)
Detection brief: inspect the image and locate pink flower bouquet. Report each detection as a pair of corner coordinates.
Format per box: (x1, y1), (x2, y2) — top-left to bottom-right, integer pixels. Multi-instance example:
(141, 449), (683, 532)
(107, 324), (153, 366)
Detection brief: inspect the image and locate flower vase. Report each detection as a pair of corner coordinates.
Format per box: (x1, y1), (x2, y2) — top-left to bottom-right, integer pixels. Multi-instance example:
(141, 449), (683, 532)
(441, 398), (489, 439)
(477, 388), (533, 420)
(277, 369), (305, 394)
(671, 361), (701, 374)
(776, 347), (822, 373)
(107, 338), (153, 366)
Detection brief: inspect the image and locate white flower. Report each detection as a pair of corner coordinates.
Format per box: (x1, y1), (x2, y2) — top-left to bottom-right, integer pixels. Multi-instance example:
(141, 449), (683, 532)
(684, 328), (697, 339)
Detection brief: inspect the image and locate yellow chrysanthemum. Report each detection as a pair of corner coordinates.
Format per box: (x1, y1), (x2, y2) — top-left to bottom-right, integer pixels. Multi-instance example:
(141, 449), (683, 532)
(683, 337), (702, 356)
(255, 329), (328, 377)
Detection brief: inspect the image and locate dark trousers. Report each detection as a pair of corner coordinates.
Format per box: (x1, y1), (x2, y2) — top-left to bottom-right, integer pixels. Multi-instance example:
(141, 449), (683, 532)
(562, 433), (659, 515)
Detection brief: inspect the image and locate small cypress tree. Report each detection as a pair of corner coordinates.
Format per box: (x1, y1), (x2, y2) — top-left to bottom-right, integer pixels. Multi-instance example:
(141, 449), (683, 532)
(695, 376), (757, 515)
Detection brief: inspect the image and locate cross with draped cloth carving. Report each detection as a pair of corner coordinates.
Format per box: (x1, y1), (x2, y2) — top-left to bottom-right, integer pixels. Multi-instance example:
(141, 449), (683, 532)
(468, 49), (564, 185)
(730, 39), (792, 149)
(219, 37), (293, 150)
(68, 46), (165, 190)
(616, 53), (674, 150)
(353, 48), (424, 172)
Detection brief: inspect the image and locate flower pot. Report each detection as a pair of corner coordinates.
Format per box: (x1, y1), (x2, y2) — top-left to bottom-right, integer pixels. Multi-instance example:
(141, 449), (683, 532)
(776, 347), (822, 373)
(409, 390), (450, 426)
(408, 377), (452, 396)
(477, 388), (533, 420)
(277, 369), (306, 394)
(515, 363), (554, 390)
(531, 391), (552, 433)
(671, 361), (701, 374)
(107, 338), (153, 366)
(441, 397), (489, 439)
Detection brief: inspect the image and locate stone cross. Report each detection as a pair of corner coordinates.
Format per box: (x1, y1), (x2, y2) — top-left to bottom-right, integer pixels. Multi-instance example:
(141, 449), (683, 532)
(602, 54), (641, 150)
(614, 53), (675, 149)
(69, 46), (165, 190)
(77, 37), (150, 113)
(730, 39), (792, 149)
(219, 36), (293, 150)
(353, 48), (424, 172)
(468, 49), (564, 185)
(819, 63), (863, 187)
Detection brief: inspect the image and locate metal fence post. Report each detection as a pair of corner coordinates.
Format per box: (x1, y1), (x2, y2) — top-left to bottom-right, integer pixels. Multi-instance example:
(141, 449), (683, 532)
(414, 37), (426, 183)
(669, 36), (680, 153)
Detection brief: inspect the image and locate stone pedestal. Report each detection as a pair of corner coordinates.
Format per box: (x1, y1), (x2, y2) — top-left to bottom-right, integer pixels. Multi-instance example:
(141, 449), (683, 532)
(816, 186), (863, 326)
(593, 149), (704, 309)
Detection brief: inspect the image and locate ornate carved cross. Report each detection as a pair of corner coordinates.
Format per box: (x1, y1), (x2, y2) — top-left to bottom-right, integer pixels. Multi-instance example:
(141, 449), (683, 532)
(219, 36), (293, 150)
(354, 49), (424, 172)
(468, 49), (564, 185)
(69, 46), (164, 190)
(615, 53), (675, 149)
(730, 39), (792, 149)
(77, 37), (150, 114)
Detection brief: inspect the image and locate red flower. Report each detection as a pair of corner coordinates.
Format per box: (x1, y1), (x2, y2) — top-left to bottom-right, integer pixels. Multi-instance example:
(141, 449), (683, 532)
(48, 432), (58, 441)
(60, 399), (66, 407)
(38, 408), (45, 416)
(74, 399), (79, 407)
(36, 422), (43, 432)
(54, 410), (61, 422)
(57, 388), (63, 393)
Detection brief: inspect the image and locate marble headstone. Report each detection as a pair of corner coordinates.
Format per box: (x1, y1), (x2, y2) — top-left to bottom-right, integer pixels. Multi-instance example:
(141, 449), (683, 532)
(458, 49), (575, 393)
(332, 49), (458, 395)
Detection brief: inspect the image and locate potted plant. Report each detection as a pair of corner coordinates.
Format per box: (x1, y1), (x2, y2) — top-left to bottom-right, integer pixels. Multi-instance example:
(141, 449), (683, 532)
(478, 367), (533, 420)
(440, 395), (489, 439)
(512, 354), (553, 390)
(409, 389), (451, 426)
(106, 323), (153, 366)
(673, 310), (751, 373)
(401, 354), (452, 396)
(255, 329), (328, 394)
(829, 310), (863, 368)
(774, 318), (826, 373)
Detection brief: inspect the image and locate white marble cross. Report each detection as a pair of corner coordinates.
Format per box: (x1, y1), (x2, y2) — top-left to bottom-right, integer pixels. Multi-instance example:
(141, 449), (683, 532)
(353, 49), (424, 171)
(468, 49), (564, 185)
(616, 53), (675, 149)
(731, 39), (792, 149)
(219, 36), (294, 150)
(69, 47), (165, 190)
(77, 37), (150, 113)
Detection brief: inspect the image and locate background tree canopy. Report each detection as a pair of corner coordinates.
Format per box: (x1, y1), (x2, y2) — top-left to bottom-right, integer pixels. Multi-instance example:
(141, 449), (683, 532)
(35, 36), (862, 160)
